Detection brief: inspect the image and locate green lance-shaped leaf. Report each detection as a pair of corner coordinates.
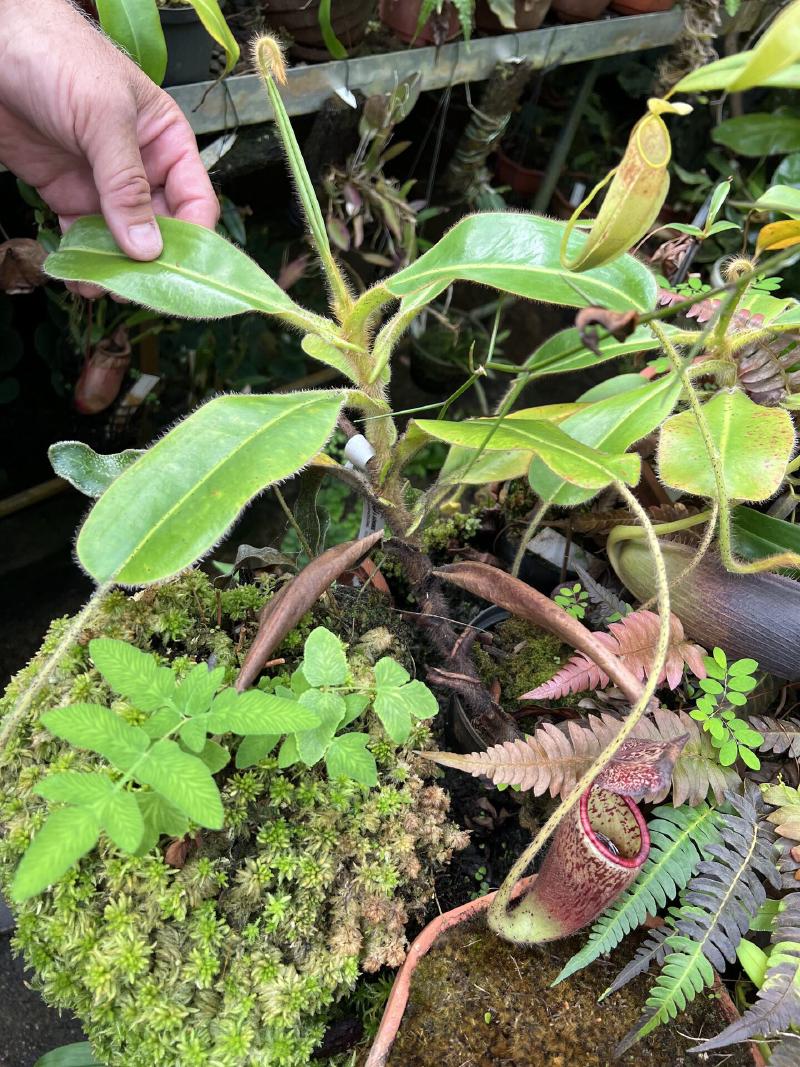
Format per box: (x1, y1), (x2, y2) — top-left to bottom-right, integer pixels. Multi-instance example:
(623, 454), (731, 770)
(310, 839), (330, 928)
(294, 690), (347, 766)
(384, 213), (657, 313)
(438, 403), (583, 486)
(89, 638), (176, 711)
(674, 53), (800, 94)
(325, 732), (377, 787)
(235, 734), (280, 769)
(45, 216), (319, 332)
(657, 389), (796, 502)
(724, 1), (800, 92)
(96, 0), (167, 84)
(521, 322), (679, 380)
(373, 659), (438, 744)
(135, 791), (189, 854)
(415, 416), (640, 492)
(712, 114), (800, 158)
(33, 771), (144, 853)
(42, 704), (149, 770)
(752, 184), (800, 218)
(732, 505), (800, 567)
(133, 739), (223, 828)
(529, 373), (681, 507)
(184, 0), (240, 74)
(207, 688), (320, 734)
(77, 390), (342, 584)
(10, 807), (100, 902)
(302, 627), (349, 687)
(48, 441), (144, 498)
(33, 1041), (102, 1066)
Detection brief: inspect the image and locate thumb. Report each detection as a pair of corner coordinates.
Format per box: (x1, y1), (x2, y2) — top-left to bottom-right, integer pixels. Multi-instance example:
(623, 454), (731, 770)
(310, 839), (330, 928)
(85, 103), (163, 261)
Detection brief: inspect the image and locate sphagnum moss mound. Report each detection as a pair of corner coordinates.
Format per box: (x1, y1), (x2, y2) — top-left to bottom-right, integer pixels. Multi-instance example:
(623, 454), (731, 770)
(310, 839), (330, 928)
(0, 573), (467, 1066)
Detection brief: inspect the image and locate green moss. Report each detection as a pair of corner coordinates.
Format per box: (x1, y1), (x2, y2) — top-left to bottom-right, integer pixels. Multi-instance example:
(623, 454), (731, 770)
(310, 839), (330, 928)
(0, 573), (467, 1067)
(421, 508), (481, 553)
(388, 919), (755, 1067)
(473, 616), (567, 704)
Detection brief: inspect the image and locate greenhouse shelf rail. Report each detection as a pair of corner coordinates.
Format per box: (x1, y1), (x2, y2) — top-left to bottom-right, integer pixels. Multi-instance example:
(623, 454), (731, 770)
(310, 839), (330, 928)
(167, 10), (684, 136)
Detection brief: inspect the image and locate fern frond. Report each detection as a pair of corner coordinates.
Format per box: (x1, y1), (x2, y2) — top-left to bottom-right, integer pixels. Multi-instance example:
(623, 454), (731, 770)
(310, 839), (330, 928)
(451, 0), (474, 38)
(422, 709), (738, 805)
(523, 610), (706, 700)
(694, 891), (800, 1051)
(763, 782), (800, 888)
(553, 803), (721, 985)
(615, 785), (779, 1054)
(769, 1036), (800, 1067)
(600, 914), (677, 998)
(754, 715), (800, 758)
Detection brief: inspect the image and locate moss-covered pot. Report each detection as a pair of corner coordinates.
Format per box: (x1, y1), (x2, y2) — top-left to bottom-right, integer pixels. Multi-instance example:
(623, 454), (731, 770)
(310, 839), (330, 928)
(365, 880), (764, 1067)
(0, 573), (466, 1066)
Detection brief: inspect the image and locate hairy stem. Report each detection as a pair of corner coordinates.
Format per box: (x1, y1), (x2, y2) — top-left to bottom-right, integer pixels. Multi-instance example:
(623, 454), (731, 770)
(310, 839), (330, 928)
(511, 498), (551, 578)
(0, 582), (114, 759)
(487, 484), (670, 938)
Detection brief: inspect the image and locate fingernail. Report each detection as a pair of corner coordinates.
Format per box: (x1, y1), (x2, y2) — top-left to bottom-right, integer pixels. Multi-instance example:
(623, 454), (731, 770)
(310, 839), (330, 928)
(127, 221), (162, 258)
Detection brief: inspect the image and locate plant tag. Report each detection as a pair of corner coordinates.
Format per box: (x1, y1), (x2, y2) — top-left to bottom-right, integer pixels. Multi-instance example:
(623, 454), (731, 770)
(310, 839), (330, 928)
(335, 86), (358, 109)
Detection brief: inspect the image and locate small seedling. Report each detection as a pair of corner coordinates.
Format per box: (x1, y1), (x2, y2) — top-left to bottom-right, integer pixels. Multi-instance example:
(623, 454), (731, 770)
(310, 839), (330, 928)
(689, 648), (763, 768)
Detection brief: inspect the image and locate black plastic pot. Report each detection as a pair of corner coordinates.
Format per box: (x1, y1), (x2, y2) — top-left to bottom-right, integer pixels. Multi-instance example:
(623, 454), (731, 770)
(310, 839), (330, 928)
(450, 605), (511, 753)
(160, 6), (215, 87)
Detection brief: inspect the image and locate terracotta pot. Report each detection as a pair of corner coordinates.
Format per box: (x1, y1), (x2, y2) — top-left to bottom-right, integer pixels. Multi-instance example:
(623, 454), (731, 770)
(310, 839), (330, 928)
(610, 0), (674, 13)
(365, 875), (537, 1067)
(262, 0), (375, 61)
(379, 0), (461, 45)
(495, 147), (544, 196)
(475, 0), (552, 32)
(365, 877), (766, 1067)
(551, 0), (610, 22)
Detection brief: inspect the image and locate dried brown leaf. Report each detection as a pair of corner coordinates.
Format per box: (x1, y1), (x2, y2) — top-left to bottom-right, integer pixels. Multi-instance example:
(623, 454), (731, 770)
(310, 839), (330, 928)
(236, 530), (383, 690)
(0, 238), (47, 293)
(752, 715), (800, 759)
(433, 561), (647, 708)
(575, 307), (639, 355)
(522, 610), (707, 700)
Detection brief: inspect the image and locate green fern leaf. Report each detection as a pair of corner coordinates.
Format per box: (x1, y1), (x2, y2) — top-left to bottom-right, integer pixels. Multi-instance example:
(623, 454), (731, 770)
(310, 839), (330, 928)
(615, 784), (779, 1054)
(693, 891), (800, 1051)
(451, 0), (474, 37)
(554, 803), (721, 985)
(600, 907), (699, 1000)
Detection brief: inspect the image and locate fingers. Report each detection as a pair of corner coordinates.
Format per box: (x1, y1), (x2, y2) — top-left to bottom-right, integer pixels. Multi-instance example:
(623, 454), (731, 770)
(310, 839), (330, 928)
(139, 97), (219, 231)
(84, 101), (164, 261)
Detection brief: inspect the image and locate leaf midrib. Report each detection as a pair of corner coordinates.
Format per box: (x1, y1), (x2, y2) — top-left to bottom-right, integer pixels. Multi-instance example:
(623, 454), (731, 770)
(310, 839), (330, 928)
(55, 243), (295, 316)
(645, 816), (760, 1034)
(389, 260), (649, 311)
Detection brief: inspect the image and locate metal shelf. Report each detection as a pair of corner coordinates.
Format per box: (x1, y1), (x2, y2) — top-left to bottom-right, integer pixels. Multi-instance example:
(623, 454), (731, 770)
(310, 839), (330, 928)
(167, 9), (684, 136)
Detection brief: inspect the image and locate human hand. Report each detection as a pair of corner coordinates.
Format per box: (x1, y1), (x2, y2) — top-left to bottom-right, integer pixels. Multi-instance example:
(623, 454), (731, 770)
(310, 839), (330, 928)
(0, 0), (219, 294)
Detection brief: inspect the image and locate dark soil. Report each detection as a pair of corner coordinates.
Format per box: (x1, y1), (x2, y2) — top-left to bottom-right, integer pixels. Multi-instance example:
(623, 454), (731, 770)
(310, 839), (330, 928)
(0, 938), (84, 1067)
(387, 920), (755, 1067)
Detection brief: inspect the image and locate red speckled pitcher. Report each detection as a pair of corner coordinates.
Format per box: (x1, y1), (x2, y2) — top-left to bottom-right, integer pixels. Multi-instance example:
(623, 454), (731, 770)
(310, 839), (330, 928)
(489, 786), (650, 944)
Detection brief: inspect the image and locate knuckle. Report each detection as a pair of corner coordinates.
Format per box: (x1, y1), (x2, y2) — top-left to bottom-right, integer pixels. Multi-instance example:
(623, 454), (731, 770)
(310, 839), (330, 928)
(102, 165), (152, 210)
